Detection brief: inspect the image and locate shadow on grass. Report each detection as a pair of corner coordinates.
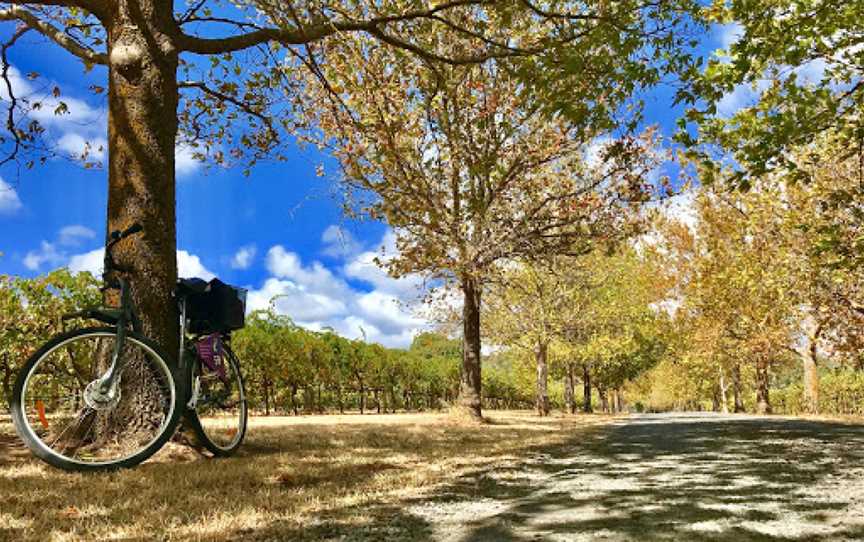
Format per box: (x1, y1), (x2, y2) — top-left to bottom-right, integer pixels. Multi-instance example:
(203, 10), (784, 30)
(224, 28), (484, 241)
(4, 414), (864, 541)
(0, 415), (591, 541)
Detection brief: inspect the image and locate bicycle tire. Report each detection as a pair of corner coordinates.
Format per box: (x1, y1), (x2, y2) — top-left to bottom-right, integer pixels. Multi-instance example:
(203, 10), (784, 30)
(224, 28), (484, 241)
(10, 327), (182, 472)
(186, 343), (247, 456)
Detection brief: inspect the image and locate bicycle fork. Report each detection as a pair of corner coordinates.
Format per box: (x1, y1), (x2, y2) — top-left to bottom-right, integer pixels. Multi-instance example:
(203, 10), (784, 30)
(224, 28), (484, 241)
(177, 297), (201, 410)
(85, 278), (134, 409)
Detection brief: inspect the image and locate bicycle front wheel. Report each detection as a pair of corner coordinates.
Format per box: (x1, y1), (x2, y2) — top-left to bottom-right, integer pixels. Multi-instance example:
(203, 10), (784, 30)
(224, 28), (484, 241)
(11, 327), (181, 471)
(187, 343), (247, 456)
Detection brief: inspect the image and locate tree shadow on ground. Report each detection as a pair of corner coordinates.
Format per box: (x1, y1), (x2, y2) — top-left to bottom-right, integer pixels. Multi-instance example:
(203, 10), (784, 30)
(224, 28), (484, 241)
(389, 414), (864, 541)
(0, 415), (591, 541)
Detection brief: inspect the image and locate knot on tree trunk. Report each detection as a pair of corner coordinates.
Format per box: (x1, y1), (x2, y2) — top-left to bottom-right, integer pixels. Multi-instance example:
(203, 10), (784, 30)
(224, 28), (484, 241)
(110, 30), (147, 83)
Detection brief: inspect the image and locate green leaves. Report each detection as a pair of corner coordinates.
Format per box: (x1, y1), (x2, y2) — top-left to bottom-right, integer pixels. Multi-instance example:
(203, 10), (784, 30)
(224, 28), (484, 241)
(680, 0), (864, 187)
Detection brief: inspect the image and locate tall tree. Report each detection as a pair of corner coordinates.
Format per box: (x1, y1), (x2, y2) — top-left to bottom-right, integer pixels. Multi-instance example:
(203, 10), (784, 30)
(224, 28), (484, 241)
(291, 30), (663, 417)
(484, 260), (586, 416)
(0, 0), (590, 358)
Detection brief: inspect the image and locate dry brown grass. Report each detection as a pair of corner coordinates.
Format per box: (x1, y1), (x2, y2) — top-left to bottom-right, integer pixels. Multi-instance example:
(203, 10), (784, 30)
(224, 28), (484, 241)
(0, 411), (611, 542)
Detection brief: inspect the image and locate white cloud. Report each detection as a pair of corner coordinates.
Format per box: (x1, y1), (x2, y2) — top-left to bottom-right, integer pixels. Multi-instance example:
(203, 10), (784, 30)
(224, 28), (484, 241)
(717, 78), (771, 117)
(176, 143), (204, 177)
(246, 277), (348, 322)
(59, 224), (96, 246)
(51, 245), (215, 281)
(0, 177), (22, 215)
(343, 230), (425, 300)
(266, 246), (350, 298)
(23, 241), (65, 271)
(178, 250), (215, 280)
(584, 135), (613, 170)
(230, 245), (256, 270)
(717, 22), (743, 51)
(248, 232), (432, 348)
(321, 225), (363, 258)
(662, 190), (698, 230)
(67, 247), (104, 275)
(57, 133), (107, 162)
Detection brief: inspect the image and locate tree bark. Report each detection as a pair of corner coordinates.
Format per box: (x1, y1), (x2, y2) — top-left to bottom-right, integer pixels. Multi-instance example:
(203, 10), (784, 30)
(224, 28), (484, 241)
(290, 384), (299, 416)
(534, 340), (550, 416)
(107, 2), (180, 356)
(799, 317), (822, 414)
(456, 276), (483, 420)
(755, 358), (771, 415)
(615, 389), (624, 413)
(583, 363), (593, 413)
(598, 386), (609, 413)
(563, 363), (576, 414)
(732, 364), (745, 413)
(718, 369), (729, 414)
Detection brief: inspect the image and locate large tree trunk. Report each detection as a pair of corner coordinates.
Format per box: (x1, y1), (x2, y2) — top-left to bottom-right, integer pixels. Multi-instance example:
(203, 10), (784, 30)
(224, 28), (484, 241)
(755, 358), (771, 415)
(799, 317), (822, 414)
(107, 2), (180, 356)
(563, 363), (576, 414)
(732, 364), (745, 413)
(455, 276), (483, 420)
(582, 363), (593, 413)
(534, 340), (550, 416)
(598, 386), (609, 413)
(718, 369), (729, 414)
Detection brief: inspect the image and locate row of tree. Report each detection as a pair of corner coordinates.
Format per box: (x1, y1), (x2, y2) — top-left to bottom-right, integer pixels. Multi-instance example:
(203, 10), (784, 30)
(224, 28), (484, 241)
(630, 134), (864, 415)
(1, 247), (670, 417)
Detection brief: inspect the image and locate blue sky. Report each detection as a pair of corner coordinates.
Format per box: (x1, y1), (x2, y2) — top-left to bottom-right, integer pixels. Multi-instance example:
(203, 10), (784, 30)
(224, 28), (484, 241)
(0, 19), (744, 348)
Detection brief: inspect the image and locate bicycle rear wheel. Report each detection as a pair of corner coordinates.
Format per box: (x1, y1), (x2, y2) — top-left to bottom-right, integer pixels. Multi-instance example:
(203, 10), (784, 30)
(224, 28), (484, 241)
(11, 327), (181, 471)
(187, 343), (247, 456)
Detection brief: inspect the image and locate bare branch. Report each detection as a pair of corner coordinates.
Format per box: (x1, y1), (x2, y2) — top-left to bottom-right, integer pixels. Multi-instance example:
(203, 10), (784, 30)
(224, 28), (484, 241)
(178, 80), (278, 142)
(0, 25), (29, 168)
(175, 0), (520, 64)
(0, 6), (107, 64)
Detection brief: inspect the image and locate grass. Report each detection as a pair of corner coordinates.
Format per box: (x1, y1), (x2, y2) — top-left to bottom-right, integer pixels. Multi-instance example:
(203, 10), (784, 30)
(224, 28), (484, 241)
(0, 411), (610, 542)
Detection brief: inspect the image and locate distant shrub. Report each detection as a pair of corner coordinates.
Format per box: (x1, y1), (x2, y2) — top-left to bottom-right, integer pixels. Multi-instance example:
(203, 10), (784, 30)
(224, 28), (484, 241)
(776, 371), (864, 416)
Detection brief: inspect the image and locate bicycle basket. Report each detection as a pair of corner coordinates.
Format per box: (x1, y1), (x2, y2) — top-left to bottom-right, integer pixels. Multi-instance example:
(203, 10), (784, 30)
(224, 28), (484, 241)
(185, 278), (247, 334)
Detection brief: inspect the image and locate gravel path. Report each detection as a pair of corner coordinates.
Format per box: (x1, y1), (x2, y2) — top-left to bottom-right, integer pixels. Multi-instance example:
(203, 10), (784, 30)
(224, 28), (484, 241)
(400, 413), (864, 542)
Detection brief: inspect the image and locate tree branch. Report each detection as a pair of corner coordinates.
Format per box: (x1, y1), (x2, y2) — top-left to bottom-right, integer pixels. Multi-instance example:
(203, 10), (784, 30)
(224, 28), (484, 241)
(0, 25), (29, 168)
(178, 80), (278, 142)
(175, 0), (519, 64)
(0, 6), (107, 64)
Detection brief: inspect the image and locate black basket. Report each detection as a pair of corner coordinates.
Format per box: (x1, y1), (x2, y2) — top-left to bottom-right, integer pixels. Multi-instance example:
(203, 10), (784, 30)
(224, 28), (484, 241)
(186, 278), (247, 334)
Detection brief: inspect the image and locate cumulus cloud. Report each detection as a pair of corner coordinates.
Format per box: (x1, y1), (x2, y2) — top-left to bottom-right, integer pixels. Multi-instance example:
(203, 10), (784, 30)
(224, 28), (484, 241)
(59, 224), (96, 246)
(321, 225), (363, 258)
(0, 177), (22, 215)
(0, 66), (107, 167)
(67, 248), (104, 275)
(23, 241), (65, 271)
(177, 250), (216, 280)
(247, 231), (432, 348)
(662, 190), (699, 230)
(175, 143), (204, 177)
(57, 133), (107, 162)
(230, 245), (256, 270)
(343, 232), (425, 300)
(717, 22), (743, 52)
(26, 227), (215, 282)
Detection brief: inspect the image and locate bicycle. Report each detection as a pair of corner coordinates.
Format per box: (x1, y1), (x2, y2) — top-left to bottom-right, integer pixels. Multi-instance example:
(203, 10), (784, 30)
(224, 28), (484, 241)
(10, 224), (248, 471)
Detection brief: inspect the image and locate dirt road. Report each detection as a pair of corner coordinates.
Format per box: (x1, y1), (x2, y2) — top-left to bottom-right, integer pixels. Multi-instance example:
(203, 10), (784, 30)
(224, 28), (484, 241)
(405, 413), (864, 541)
